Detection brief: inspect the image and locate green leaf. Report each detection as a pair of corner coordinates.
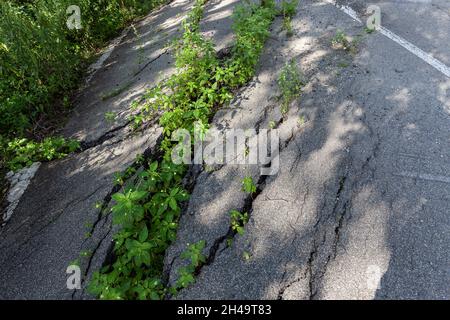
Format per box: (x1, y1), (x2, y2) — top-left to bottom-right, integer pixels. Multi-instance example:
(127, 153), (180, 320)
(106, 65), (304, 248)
(150, 161), (158, 172)
(168, 197), (178, 211)
(129, 190), (147, 202)
(138, 225), (148, 242)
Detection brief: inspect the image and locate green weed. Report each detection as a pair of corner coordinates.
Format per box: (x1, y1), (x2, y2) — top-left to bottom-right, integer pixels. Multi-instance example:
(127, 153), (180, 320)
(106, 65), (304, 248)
(230, 210), (249, 236)
(280, 0), (298, 36)
(278, 59), (304, 115)
(173, 240), (206, 292)
(331, 29), (359, 54)
(105, 112), (118, 122)
(88, 0), (277, 300)
(242, 176), (257, 194)
(1, 136), (80, 171)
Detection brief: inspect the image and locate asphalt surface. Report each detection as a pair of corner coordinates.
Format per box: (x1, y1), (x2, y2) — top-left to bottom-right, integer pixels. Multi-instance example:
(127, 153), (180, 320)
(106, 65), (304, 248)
(165, 0), (450, 299)
(0, 0), (448, 299)
(0, 0), (192, 299)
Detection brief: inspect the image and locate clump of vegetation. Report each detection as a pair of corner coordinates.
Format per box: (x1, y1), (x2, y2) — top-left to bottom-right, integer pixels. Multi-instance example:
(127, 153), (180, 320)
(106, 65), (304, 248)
(281, 0), (299, 17)
(1, 136), (80, 172)
(280, 0), (299, 37)
(364, 26), (376, 34)
(87, 0), (277, 300)
(242, 176), (257, 194)
(105, 112), (118, 123)
(173, 240), (206, 293)
(331, 29), (359, 54)
(0, 0), (166, 171)
(230, 210), (249, 236)
(278, 59), (304, 115)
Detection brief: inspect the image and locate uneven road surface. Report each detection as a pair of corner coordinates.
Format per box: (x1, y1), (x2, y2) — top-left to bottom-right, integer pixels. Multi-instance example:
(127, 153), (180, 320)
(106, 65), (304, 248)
(0, 0), (448, 299)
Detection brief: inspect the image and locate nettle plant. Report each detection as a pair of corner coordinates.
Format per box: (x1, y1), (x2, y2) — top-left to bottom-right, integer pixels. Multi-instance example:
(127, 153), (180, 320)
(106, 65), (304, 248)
(88, 0), (277, 300)
(2, 136), (80, 171)
(280, 0), (299, 36)
(230, 210), (249, 236)
(242, 176), (257, 194)
(89, 160), (189, 300)
(173, 240), (206, 292)
(278, 58), (304, 115)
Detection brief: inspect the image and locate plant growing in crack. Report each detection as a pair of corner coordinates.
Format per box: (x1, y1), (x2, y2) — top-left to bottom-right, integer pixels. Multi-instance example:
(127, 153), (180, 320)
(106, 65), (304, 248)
(331, 30), (360, 54)
(280, 0), (298, 37)
(88, 0), (277, 300)
(242, 176), (257, 194)
(297, 115), (306, 127)
(364, 26), (376, 34)
(242, 251), (251, 261)
(105, 111), (117, 122)
(173, 240), (206, 292)
(80, 250), (92, 258)
(269, 120), (276, 129)
(278, 59), (304, 115)
(230, 210), (249, 236)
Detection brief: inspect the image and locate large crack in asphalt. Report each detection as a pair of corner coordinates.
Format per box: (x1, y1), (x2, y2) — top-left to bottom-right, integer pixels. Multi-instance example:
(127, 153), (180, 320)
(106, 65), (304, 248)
(78, 2), (245, 294)
(303, 115), (383, 299)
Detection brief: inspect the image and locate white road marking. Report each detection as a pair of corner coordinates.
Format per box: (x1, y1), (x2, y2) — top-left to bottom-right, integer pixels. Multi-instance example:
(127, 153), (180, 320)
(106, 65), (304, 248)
(395, 171), (450, 184)
(339, 5), (362, 23)
(2, 162), (41, 225)
(327, 2), (450, 78)
(378, 26), (450, 78)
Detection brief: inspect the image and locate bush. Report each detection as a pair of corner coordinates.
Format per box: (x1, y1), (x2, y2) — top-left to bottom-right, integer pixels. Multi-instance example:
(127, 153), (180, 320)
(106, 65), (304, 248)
(0, 0), (165, 170)
(0, 0), (164, 138)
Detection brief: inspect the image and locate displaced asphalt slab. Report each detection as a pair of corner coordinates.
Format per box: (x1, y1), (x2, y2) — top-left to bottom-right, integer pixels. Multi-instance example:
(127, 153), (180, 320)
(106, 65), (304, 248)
(0, 0), (191, 299)
(165, 0), (449, 300)
(0, 0), (448, 300)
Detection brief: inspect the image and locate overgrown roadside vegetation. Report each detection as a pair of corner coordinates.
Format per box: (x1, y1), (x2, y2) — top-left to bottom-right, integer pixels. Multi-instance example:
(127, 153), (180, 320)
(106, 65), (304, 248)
(87, 0), (278, 300)
(281, 0), (299, 36)
(0, 0), (167, 173)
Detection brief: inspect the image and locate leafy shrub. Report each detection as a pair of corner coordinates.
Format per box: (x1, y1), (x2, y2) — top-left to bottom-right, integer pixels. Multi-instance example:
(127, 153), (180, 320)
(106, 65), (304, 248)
(1, 136), (80, 171)
(1, 0), (166, 136)
(230, 210), (249, 235)
(278, 58), (304, 114)
(88, 0), (277, 300)
(0, 0), (165, 171)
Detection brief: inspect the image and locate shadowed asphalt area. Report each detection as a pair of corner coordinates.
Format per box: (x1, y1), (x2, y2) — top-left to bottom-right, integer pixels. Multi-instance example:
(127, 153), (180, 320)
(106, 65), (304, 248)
(165, 0), (449, 300)
(0, 0), (448, 300)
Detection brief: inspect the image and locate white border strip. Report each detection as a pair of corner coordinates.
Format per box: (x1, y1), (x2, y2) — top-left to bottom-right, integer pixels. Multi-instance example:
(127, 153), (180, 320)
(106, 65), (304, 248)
(378, 26), (450, 78)
(395, 171), (450, 184)
(330, 2), (450, 78)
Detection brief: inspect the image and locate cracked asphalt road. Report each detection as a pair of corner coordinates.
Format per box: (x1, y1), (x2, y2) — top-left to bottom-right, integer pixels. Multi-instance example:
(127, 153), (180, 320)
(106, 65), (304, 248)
(0, 0), (448, 300)
(165, 0), (450, 300)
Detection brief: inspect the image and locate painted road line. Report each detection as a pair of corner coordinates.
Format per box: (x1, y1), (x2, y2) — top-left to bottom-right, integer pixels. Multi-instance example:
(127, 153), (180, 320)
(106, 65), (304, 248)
(328, 2), (450, 78)
(378, 26), (450, 78)
(395, 171), (450, 184)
